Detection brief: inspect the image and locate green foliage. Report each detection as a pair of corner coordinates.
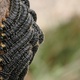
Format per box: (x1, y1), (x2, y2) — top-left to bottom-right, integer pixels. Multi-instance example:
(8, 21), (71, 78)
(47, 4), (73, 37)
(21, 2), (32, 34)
(29, 17), (80, 80)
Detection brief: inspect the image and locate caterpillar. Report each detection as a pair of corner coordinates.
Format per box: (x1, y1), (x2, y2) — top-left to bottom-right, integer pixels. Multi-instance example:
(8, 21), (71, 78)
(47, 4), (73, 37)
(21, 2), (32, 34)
(0, 0), (44, 80)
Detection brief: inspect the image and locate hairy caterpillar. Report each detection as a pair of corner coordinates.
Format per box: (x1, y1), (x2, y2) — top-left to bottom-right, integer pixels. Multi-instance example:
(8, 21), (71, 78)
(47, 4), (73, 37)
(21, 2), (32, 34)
(0, 0), (44, 80)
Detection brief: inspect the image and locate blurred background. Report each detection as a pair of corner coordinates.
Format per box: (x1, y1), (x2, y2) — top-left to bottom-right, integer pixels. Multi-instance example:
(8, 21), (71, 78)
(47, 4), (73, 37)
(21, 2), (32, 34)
(25, 0), (80, 80)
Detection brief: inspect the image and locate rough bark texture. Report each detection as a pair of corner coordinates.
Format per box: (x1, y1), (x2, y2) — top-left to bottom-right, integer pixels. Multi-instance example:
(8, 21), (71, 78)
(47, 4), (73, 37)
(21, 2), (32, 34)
(0, 0), (10, 23)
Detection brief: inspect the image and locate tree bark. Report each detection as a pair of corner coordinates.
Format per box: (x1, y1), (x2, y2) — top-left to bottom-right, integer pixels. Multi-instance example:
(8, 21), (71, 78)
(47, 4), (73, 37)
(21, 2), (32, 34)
(0, 0), (10, 23)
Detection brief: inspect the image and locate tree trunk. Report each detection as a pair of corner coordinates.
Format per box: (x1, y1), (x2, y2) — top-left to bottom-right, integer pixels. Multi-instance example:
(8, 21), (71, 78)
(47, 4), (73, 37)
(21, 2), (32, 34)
(0, 0), (10, 23)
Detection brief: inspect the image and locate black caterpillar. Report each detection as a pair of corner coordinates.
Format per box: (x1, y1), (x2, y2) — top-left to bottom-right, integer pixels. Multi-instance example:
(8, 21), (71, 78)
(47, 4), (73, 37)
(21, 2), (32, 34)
(0, 0), (44, 80)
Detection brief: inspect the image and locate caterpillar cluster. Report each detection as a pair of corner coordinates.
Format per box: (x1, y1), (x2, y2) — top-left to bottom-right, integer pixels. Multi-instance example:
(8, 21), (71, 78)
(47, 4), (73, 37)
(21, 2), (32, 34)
(0, 0), (44, 80)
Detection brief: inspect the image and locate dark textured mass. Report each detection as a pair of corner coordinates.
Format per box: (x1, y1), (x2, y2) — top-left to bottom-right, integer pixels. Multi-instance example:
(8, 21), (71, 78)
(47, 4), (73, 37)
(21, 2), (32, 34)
(0, 0), (44, 80)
